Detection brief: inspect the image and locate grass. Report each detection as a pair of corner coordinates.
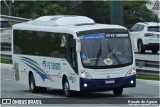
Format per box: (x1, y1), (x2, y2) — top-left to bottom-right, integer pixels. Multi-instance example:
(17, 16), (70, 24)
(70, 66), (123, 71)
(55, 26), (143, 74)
(0, 58), (12, 64)
(9, 21), (16, 26)
(136, 74), (160, 81)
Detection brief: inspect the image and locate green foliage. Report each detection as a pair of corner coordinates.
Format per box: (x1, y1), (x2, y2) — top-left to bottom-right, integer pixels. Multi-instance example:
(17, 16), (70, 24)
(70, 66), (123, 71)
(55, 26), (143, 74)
(9, 21), (16, 26)
(137, 74), (160, 81)
(46, 3), (67, 15)
(123, 1), (159, 28)
(0, 58), (12, 64)
(1, 1), (159, 28)
(1, 2), (9, 15)
(13, 2), (33, 18)
(93, 1), (110, 24)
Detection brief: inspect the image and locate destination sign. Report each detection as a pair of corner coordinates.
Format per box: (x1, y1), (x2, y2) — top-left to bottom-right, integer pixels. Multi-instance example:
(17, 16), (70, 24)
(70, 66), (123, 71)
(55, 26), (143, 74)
(84, 34), (105, 39)
(106, 34), (128, 38)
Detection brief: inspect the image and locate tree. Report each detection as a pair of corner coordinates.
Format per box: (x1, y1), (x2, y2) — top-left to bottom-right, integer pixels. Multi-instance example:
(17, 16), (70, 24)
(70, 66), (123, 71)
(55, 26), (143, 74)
(92, 1), (110, 24)
(1, 1), (158, 28)
(46, 3), (67, 15)
(81, 1), (94, 19)
(123, 1), (159, 28)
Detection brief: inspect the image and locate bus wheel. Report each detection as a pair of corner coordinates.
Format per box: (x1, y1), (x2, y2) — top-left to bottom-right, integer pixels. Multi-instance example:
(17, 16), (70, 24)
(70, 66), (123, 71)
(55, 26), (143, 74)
(63, 78), (71, 97)
(29, 74), (47, 93)
(29, 73), (38, 93)
(113, 88), (123, 95)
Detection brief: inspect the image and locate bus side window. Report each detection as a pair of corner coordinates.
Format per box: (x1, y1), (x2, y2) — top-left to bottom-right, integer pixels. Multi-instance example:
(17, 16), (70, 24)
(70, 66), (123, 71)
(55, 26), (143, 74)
(68, 36), (78, 73)
(69, 39), (75, 59)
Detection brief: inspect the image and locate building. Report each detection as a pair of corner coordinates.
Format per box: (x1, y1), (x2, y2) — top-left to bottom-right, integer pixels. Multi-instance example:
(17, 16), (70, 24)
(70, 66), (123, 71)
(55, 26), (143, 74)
(146, 0), (160, 20)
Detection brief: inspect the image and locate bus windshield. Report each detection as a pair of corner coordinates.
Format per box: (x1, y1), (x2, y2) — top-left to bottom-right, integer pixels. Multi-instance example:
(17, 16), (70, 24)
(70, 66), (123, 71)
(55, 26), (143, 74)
(79, 33), (133, 69)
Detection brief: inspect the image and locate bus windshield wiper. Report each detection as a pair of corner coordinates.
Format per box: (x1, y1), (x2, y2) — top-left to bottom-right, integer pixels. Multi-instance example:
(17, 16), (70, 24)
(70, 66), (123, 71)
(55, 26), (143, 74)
(112, 53), (122, 64)
(108, 43), (122, 65)
(95, 44), (102, 66)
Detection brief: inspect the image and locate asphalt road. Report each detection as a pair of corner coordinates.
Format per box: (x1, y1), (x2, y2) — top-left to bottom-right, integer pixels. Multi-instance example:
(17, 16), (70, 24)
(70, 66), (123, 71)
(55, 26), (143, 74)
(0, 65), (159, 106)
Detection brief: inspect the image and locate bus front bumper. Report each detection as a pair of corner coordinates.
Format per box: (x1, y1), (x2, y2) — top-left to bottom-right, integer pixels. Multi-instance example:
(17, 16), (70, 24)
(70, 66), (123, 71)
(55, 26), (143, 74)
(80, 75), (136, 92)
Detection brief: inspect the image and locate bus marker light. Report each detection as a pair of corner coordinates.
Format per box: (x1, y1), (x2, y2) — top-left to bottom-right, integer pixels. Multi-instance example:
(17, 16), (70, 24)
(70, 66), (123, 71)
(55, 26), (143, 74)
(84, 83), (87, 87)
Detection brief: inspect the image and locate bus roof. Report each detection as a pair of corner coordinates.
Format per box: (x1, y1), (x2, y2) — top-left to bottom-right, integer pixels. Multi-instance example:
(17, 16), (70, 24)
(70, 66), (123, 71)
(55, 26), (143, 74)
(13, 16), (127, 34)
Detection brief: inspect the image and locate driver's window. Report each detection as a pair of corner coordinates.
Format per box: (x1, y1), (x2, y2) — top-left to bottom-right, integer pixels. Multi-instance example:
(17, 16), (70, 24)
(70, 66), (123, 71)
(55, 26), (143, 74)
(68, 35), (77, 72)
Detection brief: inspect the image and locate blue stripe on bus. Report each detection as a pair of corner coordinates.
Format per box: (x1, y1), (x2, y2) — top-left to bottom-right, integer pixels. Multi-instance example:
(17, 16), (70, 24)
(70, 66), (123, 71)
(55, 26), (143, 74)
(20, 57), (53, 81)
(22, 61), (51, 81)
(21, 58), (46, 74)
(21, 56), (39, 66)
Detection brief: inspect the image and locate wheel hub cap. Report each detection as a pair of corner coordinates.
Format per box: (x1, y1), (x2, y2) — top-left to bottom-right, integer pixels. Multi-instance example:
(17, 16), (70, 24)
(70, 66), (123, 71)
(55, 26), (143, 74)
(64, 82), (69, 94)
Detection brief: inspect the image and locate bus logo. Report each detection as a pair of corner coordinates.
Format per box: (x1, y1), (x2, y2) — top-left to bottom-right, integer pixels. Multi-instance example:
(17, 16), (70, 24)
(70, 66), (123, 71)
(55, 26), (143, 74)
(42, 58), (61, 70)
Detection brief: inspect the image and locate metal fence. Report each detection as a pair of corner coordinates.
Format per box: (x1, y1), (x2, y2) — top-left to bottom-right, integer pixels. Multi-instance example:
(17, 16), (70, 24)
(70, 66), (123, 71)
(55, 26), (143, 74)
(0, 15), (31, 22)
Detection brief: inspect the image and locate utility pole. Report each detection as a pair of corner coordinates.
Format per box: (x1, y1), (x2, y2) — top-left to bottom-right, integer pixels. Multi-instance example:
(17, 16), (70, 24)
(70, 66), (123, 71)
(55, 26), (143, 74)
(110, 0), (123, 25)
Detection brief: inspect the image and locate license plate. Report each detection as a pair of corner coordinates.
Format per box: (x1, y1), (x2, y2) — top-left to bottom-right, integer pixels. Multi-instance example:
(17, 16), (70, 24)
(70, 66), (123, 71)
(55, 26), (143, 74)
(105, 80), (115, 84)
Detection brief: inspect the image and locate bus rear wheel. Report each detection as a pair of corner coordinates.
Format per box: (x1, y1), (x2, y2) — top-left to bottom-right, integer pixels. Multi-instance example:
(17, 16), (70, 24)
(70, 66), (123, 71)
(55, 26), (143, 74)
(29, 73), (38, 93)
(29, 73), (47, 93)
(113, 88), (123, 95)
(63, 78), (72, 97)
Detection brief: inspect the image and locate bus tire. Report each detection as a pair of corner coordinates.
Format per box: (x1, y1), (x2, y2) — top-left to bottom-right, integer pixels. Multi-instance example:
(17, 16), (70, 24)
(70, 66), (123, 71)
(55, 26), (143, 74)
(29, 73), (38, 93)
(63, 78), (72, 97)
(113, 88), (123, 95)
(29, 73), (47, 93)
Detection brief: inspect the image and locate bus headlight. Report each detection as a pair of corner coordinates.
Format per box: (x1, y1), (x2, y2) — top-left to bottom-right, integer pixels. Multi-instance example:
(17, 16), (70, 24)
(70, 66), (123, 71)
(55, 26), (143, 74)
(80, 71), (92, 79)
(126, 68), (136, 76)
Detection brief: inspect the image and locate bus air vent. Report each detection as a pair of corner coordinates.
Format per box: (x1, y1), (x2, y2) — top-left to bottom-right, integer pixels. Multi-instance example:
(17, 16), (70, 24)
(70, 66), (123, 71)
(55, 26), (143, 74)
(32, 15), (95, 26)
